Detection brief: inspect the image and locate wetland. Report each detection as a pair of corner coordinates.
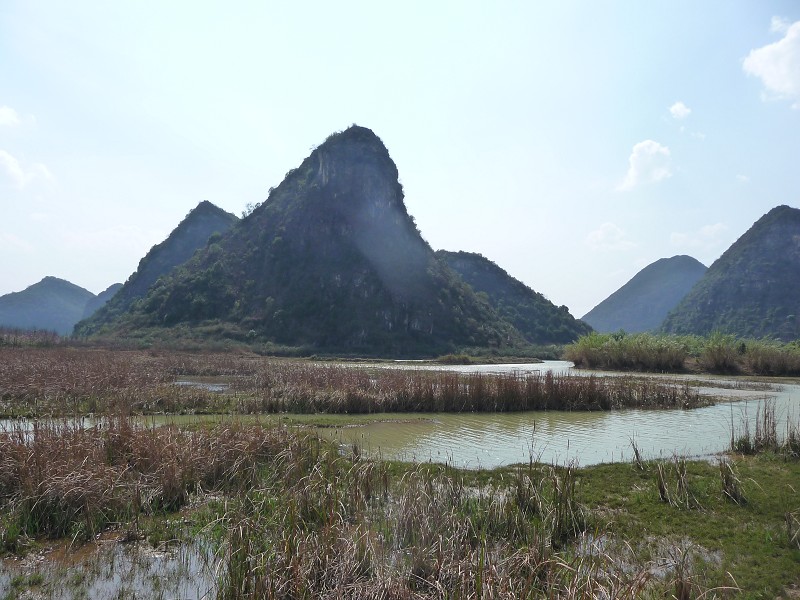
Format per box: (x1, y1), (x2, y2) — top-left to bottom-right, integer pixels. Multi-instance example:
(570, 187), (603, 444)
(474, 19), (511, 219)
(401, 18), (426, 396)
(0, 347), (798, 598)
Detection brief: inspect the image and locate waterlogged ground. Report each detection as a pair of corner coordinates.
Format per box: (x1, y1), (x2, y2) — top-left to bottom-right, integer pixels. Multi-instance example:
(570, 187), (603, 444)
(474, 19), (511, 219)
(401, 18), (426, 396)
(0, 354), (797, 598)
(0, 535), (216, 599)
(3, 360), (795, 469)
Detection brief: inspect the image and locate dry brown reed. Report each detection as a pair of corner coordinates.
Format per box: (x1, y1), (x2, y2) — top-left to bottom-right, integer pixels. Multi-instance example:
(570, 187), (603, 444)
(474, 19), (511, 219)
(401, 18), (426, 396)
(0, 417), (296, 549)
(249, 364), (703, 414)
(0, 347), (704, 418)
(212, 450), (651, 600)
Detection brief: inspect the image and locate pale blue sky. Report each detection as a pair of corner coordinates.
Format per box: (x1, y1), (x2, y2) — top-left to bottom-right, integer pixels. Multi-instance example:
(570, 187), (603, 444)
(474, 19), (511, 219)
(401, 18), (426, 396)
(1, 1), (799, 317)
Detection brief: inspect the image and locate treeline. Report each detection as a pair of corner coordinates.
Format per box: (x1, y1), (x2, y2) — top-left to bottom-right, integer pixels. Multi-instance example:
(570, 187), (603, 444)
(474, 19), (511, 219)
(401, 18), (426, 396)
(564, 331), (800, 375)
(0, 326), (62, 347)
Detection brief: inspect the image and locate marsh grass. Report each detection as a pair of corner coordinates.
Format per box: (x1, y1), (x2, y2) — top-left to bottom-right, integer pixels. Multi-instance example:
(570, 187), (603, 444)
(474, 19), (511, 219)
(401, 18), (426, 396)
(728, 400), (800, 457)
(655, 456), (701, 510)
(1, 417), (797, 598)
(718, 459), (747, 505)
(0, 417), (295, 552)
(565, 331), (800, 375)
(250, 364), (703, 414)
(0, 347), (705, 418)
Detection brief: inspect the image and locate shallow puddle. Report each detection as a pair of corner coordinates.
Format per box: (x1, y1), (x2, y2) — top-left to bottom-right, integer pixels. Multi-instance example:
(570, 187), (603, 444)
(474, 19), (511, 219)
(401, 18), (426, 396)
(0, 535), (217, 599)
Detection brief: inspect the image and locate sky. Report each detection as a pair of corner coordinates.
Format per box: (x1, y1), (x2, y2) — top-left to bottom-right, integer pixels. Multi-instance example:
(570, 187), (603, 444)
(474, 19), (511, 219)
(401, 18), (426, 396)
(1, 1), (799, 318)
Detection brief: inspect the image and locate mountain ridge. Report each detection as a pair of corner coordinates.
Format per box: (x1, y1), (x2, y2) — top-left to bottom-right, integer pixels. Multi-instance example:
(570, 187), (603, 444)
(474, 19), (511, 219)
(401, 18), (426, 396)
(0, 277), (96, 335)
(662, 205), (800, 340)
(437, 250), (592, 344)
(81, 126), (528, 356)
(75, 200), (239, 336)
(582, 255), (707, 333)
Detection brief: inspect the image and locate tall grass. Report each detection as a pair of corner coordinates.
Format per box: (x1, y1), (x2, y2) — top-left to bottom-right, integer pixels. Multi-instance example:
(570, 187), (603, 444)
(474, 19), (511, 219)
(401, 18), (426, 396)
(565, 331), (800, 375)
(0, 347), (704, 418)
(248, 364), (703, 413)
(563, 332), (690, 372)
(211, 446), (650, 599)
(729, 400), (800, 457)
(0, 417), (295, 551)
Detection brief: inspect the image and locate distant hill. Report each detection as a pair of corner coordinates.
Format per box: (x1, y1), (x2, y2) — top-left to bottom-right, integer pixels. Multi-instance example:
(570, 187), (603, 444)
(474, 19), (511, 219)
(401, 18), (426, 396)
(662, 205), (800, 340)
(76, 201), (239, 336)
(437, 250), (591, 344)
(81, 283), (123, 319)
(0, 277), (95, 335)
(83, 125), (527, 356)
(582, 256), (707, 333)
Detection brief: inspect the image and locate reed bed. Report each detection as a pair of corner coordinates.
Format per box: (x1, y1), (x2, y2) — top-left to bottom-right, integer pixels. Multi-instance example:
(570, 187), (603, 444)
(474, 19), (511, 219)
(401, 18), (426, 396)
(0, 347), (257, 416)
(0, 347), (704, 418)
(0, 416), (657, 598)
(247, 364), (703, 414)
(210, 444), (653, 599)
(1, 415), (795, 597)
(0, 417), (296, 551)
(565, 331), (800, 375)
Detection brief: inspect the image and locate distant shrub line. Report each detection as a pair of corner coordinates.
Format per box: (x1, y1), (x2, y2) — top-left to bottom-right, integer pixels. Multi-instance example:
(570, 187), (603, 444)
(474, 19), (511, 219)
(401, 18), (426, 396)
(564, 331), (800, 375)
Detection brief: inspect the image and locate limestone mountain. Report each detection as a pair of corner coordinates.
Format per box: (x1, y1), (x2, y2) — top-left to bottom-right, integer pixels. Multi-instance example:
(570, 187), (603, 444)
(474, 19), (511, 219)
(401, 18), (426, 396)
(662, 205), (800, 340)
(437, 250), (592, 344)
(0, 277), (95, 335)
(81, 283), (123, 319)
(582, 255), (707, 333)
(76, 200), (238, 335)
(86, 126), (525, 356)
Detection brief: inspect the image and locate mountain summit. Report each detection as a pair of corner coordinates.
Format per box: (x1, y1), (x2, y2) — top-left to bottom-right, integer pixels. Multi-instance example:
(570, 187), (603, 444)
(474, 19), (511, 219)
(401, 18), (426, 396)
(75, 200), (238, 336)
(87, 126), (522, 355)
(582, 255), (707, 333)
(0, 277), (95, 335)
(662, 205), (800, 340)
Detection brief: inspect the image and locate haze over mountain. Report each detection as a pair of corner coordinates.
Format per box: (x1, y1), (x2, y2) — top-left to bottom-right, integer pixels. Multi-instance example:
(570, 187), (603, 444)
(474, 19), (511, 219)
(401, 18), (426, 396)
(0, 277), (96, 335)
(80, 126), (532, 356)
(76, 201), (239, 336)
(437, 251), (591, 344)
(581, 256), (707, 333)
(81, 283), (123, 319)
(662, 205), (800, 341)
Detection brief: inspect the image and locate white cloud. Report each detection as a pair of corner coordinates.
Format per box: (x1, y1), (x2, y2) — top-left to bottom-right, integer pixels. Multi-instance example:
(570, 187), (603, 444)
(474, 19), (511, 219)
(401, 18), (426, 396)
(743, 19), (800, 109)
(617, 140), (672, 191)
(736, 174), (750, 183)
(670, 223), (728, 252)
(0, 106), (21, 127)
(0, 150), (52, 188)
(585, 223), (636, 251)
(669, 101), (691, 119)
(771, 16), (791, 34)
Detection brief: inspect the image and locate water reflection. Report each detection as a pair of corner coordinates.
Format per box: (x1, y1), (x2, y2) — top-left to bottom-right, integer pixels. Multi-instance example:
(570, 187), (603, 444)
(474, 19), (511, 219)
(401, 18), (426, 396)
(0, 537), (216, 599)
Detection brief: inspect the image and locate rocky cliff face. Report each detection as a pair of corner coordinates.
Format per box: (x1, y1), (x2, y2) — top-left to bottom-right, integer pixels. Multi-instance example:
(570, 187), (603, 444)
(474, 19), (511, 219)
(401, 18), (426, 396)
(582, 255), (707, 333)
(88, 126), (524, 356)
(662, 205), (800, 340)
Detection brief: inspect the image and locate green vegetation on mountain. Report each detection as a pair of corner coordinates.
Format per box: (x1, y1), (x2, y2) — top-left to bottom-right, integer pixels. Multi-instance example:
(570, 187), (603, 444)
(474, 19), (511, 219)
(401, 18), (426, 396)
(582, 255), (707, 333)
(662, 205), (800, 341)
(83, 126), (527, 356)
(0, 277), (95, 335)
(437, 250), (591, 344)
(75, 200), (238, 336)
(81, 282), (123, 319)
